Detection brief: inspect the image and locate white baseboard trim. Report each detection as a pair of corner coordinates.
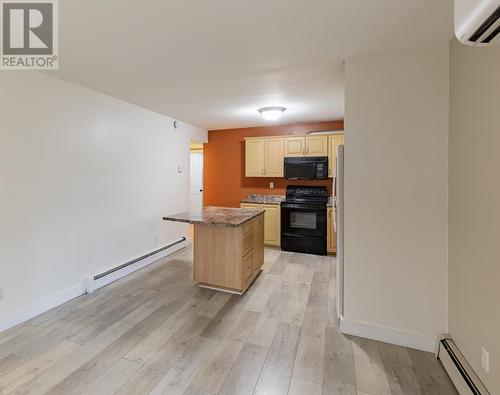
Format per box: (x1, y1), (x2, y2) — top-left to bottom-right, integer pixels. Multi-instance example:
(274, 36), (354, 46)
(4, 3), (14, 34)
(0, 283), (84, 333)
(0, 238), (190, 334)
(339, 318), (437, 353)
(85, 238), (190, 293)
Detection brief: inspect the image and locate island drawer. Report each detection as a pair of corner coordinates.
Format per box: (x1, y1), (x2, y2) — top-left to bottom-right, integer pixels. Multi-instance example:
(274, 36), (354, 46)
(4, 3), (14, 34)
(242, 222), (254, 256)
(242, 221), (253, 237)
(243, 251), (253, 282)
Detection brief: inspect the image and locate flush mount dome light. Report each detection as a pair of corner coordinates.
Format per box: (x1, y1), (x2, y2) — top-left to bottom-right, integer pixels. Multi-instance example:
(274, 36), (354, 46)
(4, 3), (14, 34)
(258, 106), (286, 121)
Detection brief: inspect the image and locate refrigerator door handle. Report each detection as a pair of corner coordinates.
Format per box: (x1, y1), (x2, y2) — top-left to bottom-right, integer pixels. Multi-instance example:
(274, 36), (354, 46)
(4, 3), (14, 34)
(333, 197), (337, 233)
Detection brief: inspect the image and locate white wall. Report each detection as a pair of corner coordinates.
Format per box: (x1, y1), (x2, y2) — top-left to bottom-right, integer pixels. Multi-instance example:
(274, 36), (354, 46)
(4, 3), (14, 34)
(0, 72), (207, 329)
(343, 46), (449, 350)
(449, 40), (500, 393)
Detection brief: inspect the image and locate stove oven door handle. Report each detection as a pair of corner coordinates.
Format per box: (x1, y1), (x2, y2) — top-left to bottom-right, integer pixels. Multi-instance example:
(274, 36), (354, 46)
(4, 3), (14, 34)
(281, 203), (326, 210)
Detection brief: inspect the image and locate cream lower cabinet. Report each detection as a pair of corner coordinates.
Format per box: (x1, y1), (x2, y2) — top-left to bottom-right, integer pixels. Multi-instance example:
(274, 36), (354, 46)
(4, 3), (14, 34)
(328, 134), (345, 178)
(327, 207), (336, 253)
(240, 203), (280, 246)
(245, 137), (284, 177)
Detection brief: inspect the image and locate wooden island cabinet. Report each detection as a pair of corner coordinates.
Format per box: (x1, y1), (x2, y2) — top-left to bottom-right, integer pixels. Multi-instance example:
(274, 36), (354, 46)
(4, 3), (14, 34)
(163, 207), (264, 294)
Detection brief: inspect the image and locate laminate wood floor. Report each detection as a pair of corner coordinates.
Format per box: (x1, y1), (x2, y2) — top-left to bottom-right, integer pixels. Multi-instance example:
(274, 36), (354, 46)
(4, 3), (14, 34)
(0, 247), (457, 395)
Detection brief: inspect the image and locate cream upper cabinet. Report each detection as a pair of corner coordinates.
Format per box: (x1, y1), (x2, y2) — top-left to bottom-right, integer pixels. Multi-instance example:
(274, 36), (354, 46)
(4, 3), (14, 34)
(245, 137), (284, 177)
(246, 134), (342, 177)
(264, 138), (284, 177)
(284, 135), (328, 157)
(306, 135), (328, 156)
(284, 137), (306, 157)
(328, 134), (345, 178)
(245, 139), (265, 177)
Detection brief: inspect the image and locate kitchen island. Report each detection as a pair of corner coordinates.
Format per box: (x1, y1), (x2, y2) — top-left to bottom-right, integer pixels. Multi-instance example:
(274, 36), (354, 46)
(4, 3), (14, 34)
(163, 206), (265, 294)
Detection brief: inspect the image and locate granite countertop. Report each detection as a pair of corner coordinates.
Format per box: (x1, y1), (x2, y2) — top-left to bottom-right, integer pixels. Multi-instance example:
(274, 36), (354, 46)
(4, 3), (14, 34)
(163, 206), (265, 227)
(240, 194), (285, 204)
(241, 193), (334, 207)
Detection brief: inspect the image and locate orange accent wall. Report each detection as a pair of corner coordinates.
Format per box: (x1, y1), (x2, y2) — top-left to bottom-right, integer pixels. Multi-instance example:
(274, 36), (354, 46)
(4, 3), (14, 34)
(204, 120), (344, 208)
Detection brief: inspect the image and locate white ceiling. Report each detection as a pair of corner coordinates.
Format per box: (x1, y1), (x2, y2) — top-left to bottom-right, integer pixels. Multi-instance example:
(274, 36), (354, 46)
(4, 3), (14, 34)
(49, 0), (454, 130)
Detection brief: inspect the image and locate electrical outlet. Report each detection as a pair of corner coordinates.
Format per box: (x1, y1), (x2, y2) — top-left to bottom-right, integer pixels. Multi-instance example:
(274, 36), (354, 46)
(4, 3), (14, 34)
(0, 290), (4, 300)
(482, 347), (490, 373)
(269, 181), (274, 189)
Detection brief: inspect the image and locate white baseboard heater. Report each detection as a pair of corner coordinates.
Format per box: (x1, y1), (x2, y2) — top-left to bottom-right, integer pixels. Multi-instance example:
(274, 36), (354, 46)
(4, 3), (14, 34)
(437, 336), (490, 395)
(85, 237), (187, 293)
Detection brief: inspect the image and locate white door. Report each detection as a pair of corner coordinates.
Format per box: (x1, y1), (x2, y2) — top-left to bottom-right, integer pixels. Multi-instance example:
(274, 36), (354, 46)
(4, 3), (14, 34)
(190, 152), (203, 211)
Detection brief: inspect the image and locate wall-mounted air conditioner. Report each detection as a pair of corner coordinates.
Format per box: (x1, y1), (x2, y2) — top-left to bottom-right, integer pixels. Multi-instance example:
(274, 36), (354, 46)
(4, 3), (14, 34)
(455, 0), (500, 45)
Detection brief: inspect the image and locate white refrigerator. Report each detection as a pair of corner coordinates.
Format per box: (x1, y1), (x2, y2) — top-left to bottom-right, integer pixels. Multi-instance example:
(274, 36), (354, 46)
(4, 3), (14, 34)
(334, 144), (344, 319)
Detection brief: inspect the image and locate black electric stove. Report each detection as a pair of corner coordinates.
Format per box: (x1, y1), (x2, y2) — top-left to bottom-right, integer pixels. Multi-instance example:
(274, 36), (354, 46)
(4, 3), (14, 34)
(280, 185), (328, 255)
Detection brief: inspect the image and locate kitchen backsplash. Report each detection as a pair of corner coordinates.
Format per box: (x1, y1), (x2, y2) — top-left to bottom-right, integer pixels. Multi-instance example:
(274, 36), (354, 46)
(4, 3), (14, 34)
(241, 193), (333, 206)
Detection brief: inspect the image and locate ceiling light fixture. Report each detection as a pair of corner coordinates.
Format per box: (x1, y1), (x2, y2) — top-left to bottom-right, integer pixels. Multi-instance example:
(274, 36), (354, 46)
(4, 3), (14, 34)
(258, 106), (286, 121)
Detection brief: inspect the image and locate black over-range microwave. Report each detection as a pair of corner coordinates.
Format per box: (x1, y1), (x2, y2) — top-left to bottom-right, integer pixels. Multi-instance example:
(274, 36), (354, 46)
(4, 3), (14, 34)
(284, 157), (328, 180)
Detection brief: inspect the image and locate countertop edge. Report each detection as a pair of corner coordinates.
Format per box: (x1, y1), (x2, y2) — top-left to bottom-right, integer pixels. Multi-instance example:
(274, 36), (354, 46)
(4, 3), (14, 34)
(162, 209), (265, 227)
(242, 200), (333, 207)
(240, 200), (282, 205)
